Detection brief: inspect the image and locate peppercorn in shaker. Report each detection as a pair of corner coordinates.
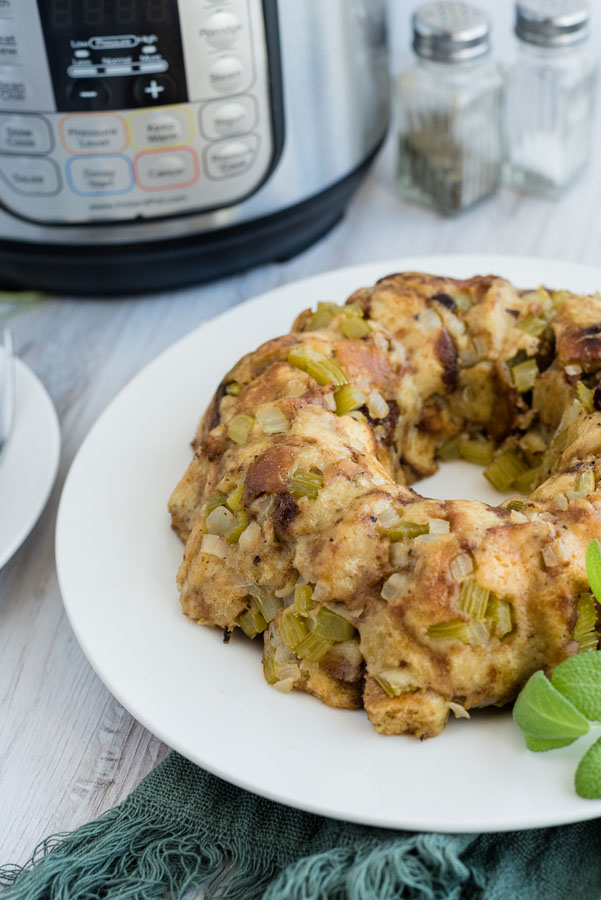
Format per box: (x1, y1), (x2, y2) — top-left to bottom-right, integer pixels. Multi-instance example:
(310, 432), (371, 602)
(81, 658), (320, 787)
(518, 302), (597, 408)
(505, 0), (597, 197)
(395, 2), (503, 214)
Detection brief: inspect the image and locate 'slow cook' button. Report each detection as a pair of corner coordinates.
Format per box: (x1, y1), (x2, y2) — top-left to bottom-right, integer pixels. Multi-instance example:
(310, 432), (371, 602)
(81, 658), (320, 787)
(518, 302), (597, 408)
(0, 156), (60, 194)
(0, 114), (52, 154)
(204, 135), (258, 179)
(60, 115), (127, 153)
(67, 155), (133, 195)
(135, 148), (199, 190)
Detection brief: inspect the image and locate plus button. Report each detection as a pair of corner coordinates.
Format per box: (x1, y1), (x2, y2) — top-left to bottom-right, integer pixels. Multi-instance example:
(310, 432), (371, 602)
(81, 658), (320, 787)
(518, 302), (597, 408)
(144, 79), (164, 100)
(133, 74), (176, 106)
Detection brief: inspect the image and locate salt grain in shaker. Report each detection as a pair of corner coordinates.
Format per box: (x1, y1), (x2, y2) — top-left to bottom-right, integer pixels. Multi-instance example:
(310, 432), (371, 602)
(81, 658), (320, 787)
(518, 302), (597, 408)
(395, 2), (504, 214)
(505, 0), (598, 196)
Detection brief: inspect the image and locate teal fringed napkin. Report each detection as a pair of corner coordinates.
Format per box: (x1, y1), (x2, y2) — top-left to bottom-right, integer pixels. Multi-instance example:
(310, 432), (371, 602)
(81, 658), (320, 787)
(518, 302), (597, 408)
(2, 752), (601, 900)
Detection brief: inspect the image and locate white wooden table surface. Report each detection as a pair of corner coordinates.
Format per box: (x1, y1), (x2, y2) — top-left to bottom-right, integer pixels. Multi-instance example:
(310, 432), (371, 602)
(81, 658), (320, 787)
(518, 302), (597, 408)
(3, 125), (601, 864)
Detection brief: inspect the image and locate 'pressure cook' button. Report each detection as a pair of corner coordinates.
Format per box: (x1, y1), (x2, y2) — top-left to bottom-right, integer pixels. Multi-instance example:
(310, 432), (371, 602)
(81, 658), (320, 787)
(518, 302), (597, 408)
(135, 148), (199, 190)
(0, 156), (60, 195)
(60, 115), (127, 154)
(0, 114), (52, 154)
(204, 135), (258, 179)
(200, 11), (243, 49)
(129, 108), (192, 149)
(67, 155), (133, 195)
(200, 96), (256, 139)
(209, 55), (245, 94)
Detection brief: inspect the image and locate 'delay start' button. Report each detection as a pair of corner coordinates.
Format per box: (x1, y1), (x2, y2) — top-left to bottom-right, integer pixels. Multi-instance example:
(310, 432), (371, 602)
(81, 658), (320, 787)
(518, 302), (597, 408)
(60, 115), (127, 154)
(129, 108), (192, 149)
(203, 135), (258, 179)
(0, 156), (60, 195)
(134, 148), (199, 190)
(67, 155), (133, 195)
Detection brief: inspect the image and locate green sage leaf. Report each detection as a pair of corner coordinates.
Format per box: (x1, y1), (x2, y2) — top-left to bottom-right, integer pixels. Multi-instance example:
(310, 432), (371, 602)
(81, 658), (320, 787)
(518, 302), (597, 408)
(586, 539), (601, 605)
(525, 735), (577, 752)
(513, 670), (590, 740)
(575, 736), (601, 799)
(551, 652), (601, 721)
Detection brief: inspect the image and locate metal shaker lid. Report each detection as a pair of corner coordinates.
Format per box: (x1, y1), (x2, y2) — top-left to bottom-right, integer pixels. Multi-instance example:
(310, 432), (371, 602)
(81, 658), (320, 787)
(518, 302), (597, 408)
(515, 0), (589, 48)
(413, 2), (491, 63)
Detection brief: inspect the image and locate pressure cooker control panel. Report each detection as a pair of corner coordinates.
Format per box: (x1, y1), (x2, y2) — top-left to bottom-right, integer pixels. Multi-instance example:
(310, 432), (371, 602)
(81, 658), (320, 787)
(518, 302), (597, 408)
(0, 0), (278, 224)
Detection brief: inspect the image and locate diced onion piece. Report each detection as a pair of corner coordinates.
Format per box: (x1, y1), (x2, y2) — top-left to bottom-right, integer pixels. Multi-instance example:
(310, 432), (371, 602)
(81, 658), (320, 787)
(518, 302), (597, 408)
(414, 533), (443, 544)
(226, 484), (244, 512)
(279, 609), (309, 652)
(510, 510), (528, 523)
(377, 506), (402, 531)
(374, 668), (413, 698)
(486, 596), (513, 638)
(420, 308), (441, 331)
(448, 701), (471, 719)
(381, 572), (409, 601)
(227, 413), (254, 444)
(367, 389), (390, 419)
(428, 518), (450, 534)
(254, 592), (283, 623)
(554, 493), (568, 511)
(334, 384), (368, 416)
(565, 363), (582, 376)
(238, 521), (261, 552)
(309, 301), (344, 329)
(206, 505), (235, 536)
(459, 438), (494, 466)
(200, 533), (229, 559)
(205, 490), (228, 514)
(293, 584), (314, 615)
(577, 469), (595, 493)
(427, 620), (489, 644)
(237, 607), (267, 639)
(340, 316), (372, 339)
(225, 510), (249, 544)
(574, 592), (599, 652)
(288, 347), (348, 387)
(296, 632), (333, 662)
(289, 468), (324, 499)
(459, 345), (478, 367)
(458, 581), (490, 621)
(308, 607), (356, 642)
(484, 451), (528, 492)
(449, 553), (474, 581)
(225, 381), (242, 396)
(251, 494), (275, 524)
(453, 293), (473, 311)
(438, 437), (461, 461)
(388, 522), (429, 541)
(542, 542), (568, 569)
(566, 490), (586, 501)
(577, 381), (595, 413)
(473, 334), (489, 357)
(516, 316), (547, 337)
(390, 543), (411, 568)
(348, 410), (367, 423)
(511, 358), (538, 392)
(256, 405), (289, 435)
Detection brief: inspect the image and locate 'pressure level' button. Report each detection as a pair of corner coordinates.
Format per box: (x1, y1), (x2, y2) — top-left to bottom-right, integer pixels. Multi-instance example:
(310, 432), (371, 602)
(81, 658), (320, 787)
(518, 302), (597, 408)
(134, 148), (199, 190)
(60, 115), (127, 154)
(67, 155), (133, 195)
(0, 156), (60, 195)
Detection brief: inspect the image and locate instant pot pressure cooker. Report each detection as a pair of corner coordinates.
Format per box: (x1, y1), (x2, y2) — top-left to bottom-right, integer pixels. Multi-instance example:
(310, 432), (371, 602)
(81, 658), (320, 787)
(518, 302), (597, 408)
(0, 0), (389, 294)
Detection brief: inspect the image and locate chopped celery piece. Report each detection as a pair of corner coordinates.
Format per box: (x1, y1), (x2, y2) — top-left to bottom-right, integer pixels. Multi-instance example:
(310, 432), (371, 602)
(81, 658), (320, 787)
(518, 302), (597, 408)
(453, 294), (472, 311)
(459, 438), (495, 466)
(225, 381), (242, 396)
(254, 592), (283, 623)
(373, 669), (414, 698)
(226, 484), (244, 512)
(511, 358), (538, 392)
(296, 631), (333, 662)
(554, 429), (568, 451)
(340, 316), (372, 339)
(279, 609), (309, 651)
(486, 596), (513, 638)
(288, 347), (348, 387)
(484, 451), (528, 492)
(438, 437), (461, 461)
(309, 301), (343, 329)
(226, 510), (249, 544)
(237, 607), (267, 639)
(293, 584), (314, 615)
(513, 466), (541, 495)
(577, 381), (595, 413)
(334, 384), (368, 416)
(289, 468), (324, 499)
(388, 522), (429, 541)
(427, 620), (488, 644)
(309, 607), (356, 642)
(263, 655), (279, 684)
(507, 499), (527, 512)
(516, 316), (547, 337)
(574, 592), (599, 652)
(205, 490), (228, 514)
(374, 673), (400, 698)
(577, 470), (595, 493)
(227, 413), (254, 445)
(458, 581), (490, 621)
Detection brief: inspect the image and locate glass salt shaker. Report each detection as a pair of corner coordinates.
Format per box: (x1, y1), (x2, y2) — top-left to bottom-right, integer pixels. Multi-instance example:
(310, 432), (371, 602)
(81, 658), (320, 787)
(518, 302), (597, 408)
(395, 2), (503, 214)
(504, 0), (598, 197)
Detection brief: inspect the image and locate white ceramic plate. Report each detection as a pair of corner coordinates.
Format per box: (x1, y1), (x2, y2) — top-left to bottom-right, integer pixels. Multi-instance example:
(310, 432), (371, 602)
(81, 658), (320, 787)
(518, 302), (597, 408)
(0, 356), (60, 569)
(56, 255), (601, 833)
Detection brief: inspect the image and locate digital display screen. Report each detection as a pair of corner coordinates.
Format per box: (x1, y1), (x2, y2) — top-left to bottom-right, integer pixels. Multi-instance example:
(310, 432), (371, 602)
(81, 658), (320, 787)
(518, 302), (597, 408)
(48, 0), (174, 29)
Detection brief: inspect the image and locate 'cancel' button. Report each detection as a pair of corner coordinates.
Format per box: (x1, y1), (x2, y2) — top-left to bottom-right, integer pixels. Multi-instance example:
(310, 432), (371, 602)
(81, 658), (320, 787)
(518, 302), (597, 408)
(135, 148), (198, 190)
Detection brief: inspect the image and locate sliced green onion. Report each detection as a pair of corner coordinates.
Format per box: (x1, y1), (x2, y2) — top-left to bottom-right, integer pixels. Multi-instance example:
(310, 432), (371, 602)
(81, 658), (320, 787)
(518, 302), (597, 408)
(511, 358), (538, 393)
(388, 522), (429, 541)
(427, 620), (488, 644)
(458, 581), (490, 621)
(459, 438), (495, 466)
(438, 437), (461, 461)
(484, 451), (528, 492)
(263, 655), (279, 684)
(289, 468), (324, 499)
(296, 631), (333, 662)
(226, 510), (249, 544)
(205, 490), (228, 514)
(574, 592), (599, 652)
(225, 381), (242, 396)
(513, 466), (542, 495)
(334, 384), (368, 416)
(227, 413), (254, 445)
(226, 484), (244, 512)
(486, 596), (513, 638)
(237, 606), (267, 639)
(577, 470), (595, 493)
(340, 316), (372, 339)
(308, 607), (356, 642)
(293, 584), (314, 615)
(254, 592), (283, 623)
(516, 316), (548, 337)
(279, 609), (309, 651)
(577, 381), (595, 413)
(288, 347), (348, 387)
(309, 301), (343, 329)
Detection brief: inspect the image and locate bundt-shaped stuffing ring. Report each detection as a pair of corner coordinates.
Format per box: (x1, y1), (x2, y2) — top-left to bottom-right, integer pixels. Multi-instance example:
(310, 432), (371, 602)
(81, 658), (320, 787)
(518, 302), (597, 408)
(169, 272), (601, 739)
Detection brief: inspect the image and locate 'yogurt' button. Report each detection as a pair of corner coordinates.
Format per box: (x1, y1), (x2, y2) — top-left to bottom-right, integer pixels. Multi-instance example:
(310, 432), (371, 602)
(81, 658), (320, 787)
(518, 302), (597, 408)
(200, 11), (243, 49)
(0, 156), (60, 194)
(135, 148), (198, 189)
(0, 114), (52, 154)
(204, 135), (258, 179)
(67, 155), (133, 194)
(60, 115), (127, 153)
(200, 96), (256, 139)
(208, 55), (245, 94)
(129, 108), (191, 149)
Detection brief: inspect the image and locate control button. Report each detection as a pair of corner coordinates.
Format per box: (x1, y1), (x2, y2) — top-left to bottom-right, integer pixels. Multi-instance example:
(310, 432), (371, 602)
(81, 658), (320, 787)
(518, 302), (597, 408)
(0, 69), (30, 105)
(0, 156), (60, 195)
(204, 135), (259, 179)
(133, 74), (177, 106)
(0, 0), (15, 16)
(134, 148), (199, 190)
(200, 95), (256, 139)
(68, 79), (110, 111)
(201, 11), (243, 49)
(60, 115), (127, 154)
(0, 114), (52, 154)
(0, 26), (18, 63)
(209, 55), (245, 94)
(129, 108), (192, 149)
(67, 155), (133, 195)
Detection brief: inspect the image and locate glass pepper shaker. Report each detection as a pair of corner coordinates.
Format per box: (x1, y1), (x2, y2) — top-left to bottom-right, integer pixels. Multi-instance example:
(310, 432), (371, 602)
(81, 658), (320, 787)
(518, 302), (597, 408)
(395, 2), (504, 214)
(504, 0), (598, 197)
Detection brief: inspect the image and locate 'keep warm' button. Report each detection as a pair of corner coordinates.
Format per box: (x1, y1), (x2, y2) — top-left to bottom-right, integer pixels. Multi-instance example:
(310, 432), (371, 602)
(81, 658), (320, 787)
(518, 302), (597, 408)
(67, 155), (133, 195)
(204, 135), (258, 180)
(134, 148), (199, 190)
